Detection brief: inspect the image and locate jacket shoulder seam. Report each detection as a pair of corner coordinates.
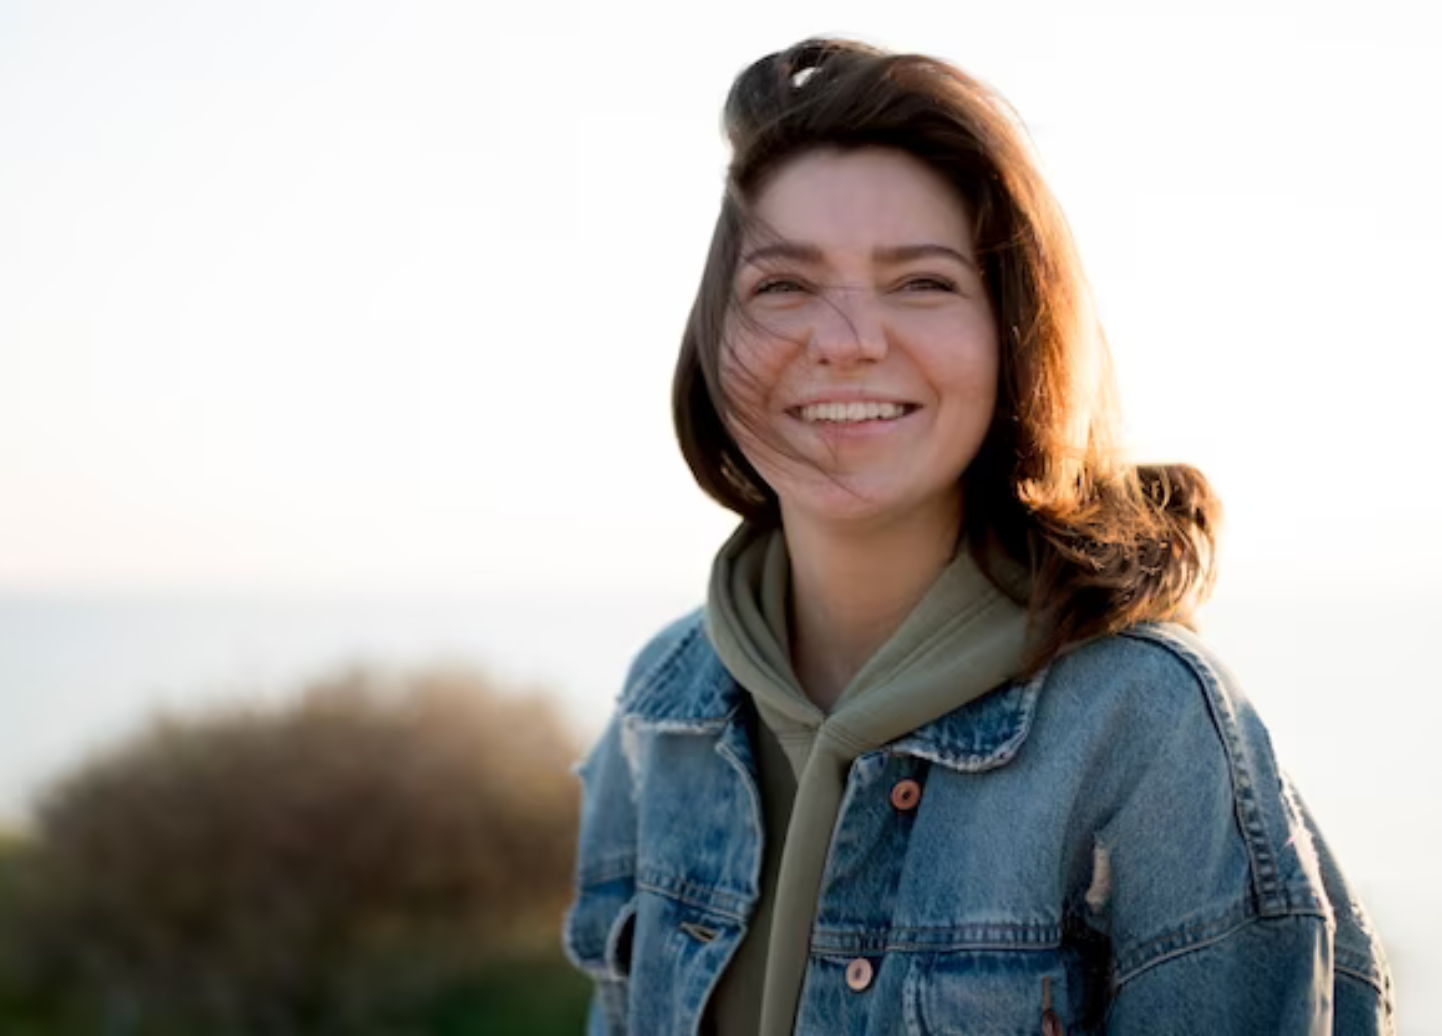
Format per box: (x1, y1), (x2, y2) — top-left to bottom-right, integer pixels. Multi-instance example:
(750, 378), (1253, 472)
(620, 610), (706, 708)
(1115, 625), (1292, 914)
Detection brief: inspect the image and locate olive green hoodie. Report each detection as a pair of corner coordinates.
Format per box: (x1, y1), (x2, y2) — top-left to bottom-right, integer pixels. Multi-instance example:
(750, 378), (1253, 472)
(703, 523), (1032, 1036)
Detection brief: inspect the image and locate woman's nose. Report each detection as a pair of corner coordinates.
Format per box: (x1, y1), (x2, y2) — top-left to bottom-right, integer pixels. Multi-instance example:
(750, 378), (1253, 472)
(806, 287), (889, 366)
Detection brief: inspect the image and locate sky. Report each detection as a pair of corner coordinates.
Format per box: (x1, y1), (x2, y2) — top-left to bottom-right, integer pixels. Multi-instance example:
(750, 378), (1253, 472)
(3, 0), (1440, 599)
(2, 0), (1440, 1023)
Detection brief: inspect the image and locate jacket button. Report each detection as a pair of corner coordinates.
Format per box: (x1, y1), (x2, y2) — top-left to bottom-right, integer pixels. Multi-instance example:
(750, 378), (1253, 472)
(845, 957), (874, 992)
(890, 778), (922, 811)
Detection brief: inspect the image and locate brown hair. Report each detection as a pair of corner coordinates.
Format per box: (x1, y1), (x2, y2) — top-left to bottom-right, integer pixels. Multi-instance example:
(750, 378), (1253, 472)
(673, 38), (1220, 671)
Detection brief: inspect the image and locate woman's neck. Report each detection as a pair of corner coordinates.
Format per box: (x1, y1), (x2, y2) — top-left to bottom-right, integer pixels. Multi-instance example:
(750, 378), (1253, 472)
(783, 501), (961, 711)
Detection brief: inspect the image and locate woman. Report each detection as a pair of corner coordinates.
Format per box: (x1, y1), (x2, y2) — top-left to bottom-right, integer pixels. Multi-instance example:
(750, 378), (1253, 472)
(564, 38), (1393, 1035)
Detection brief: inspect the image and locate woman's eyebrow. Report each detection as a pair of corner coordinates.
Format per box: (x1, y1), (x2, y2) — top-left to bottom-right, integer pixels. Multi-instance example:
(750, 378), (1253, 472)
(740, 240), (977, 272)
(740, 241), (824, 266)
(873, 243), (978, 271)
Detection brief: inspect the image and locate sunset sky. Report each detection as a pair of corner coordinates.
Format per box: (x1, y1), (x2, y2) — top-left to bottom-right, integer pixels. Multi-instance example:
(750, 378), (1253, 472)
(4, 0), (1438, 597)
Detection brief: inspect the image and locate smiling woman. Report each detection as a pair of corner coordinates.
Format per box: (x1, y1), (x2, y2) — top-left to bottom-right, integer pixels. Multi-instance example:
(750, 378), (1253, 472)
(721, 149), (1002, 708)
(564, 37), (1394, 1036)
(725, 149), (999, 544)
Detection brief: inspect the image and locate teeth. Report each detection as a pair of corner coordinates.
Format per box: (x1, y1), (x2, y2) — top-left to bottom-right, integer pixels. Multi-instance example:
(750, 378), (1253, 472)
(799, 401), (907, 423)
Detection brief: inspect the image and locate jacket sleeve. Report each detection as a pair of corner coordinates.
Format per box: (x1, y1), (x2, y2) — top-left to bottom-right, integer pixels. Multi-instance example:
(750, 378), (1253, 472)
(1097, 631), (1394, 1034)
(1106, 911), (1390, 1034)
(563, 713), (638, 1036)
(562, 614), (700, 1035)
(1292, 781), (1396, 1033)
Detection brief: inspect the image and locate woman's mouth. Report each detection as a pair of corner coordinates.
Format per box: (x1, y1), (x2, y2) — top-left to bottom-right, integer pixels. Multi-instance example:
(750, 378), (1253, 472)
(791, 401), (919, 424)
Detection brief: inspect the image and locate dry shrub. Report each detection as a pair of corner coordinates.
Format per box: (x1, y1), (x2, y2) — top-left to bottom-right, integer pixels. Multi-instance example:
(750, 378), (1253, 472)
(22, 665), (581, 1032)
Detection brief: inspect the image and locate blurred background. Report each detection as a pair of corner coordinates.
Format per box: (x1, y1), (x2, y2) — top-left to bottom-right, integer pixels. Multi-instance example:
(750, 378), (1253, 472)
(2, 0), (1438, 1031)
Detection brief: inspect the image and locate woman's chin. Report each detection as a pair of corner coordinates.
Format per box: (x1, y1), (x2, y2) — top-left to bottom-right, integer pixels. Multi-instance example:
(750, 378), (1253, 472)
(777, 480), (957, 536)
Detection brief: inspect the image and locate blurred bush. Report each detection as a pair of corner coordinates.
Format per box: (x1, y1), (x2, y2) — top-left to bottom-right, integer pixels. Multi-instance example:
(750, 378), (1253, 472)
(0, 665), (590, 1034)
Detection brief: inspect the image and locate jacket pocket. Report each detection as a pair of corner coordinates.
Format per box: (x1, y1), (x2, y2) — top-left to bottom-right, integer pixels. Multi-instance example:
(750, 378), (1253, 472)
(625, 890), (743, 1035)
(904, 950), (1072, 1036)
(604, 895), (640, 977)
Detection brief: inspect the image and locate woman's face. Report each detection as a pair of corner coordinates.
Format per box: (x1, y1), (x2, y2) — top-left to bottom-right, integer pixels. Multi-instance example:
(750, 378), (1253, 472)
(723, 147), (999, 534)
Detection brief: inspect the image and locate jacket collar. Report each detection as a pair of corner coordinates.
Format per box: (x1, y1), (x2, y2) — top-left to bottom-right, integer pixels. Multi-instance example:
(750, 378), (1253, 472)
(621, 611), (1041, 773)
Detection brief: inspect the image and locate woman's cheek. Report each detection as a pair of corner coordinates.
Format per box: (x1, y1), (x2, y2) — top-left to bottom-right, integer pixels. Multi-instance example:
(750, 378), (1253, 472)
(719, 333), (790, 425)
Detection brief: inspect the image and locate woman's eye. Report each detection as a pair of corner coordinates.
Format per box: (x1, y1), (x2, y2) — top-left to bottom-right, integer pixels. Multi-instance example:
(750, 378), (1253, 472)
(754, 278), (808, 296)
(899, 276), (957, 293)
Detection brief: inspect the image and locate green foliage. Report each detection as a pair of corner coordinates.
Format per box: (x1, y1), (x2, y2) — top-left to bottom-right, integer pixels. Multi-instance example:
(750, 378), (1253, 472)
(421, 952), (592, 1034)
(0, 666), (588, 1034)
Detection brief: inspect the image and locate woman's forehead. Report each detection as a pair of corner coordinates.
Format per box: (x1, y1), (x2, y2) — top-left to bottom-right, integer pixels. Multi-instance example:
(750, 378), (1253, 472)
(744, 148), (977, 261)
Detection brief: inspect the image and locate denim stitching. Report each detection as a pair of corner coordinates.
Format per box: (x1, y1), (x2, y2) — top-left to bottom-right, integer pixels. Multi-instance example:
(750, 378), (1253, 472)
(811, 922), (1064, 955)
(635, 871), (751, 921)
(1113, 905), (1328, 987)
(715, 719), (766, 901)
(1335, 963), (1392, 1002)
(887, 672), (1044, 774)
(621, 613), (707, 711)
(902, 958), (924, 1036)
(1118, 626), (1286, 913)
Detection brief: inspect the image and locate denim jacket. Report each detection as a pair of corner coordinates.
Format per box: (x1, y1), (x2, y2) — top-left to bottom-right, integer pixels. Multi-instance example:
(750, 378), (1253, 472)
(564, 614), (1393, 1034)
